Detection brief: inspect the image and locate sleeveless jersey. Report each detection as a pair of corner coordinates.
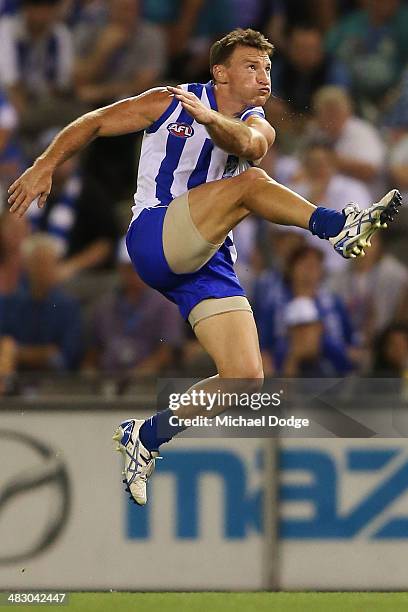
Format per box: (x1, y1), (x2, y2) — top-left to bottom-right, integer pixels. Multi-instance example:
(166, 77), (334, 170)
(131, 80), (265, 262)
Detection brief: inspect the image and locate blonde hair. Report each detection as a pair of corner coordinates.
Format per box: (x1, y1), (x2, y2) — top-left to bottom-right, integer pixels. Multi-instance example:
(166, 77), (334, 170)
(313, 86), (352, 113)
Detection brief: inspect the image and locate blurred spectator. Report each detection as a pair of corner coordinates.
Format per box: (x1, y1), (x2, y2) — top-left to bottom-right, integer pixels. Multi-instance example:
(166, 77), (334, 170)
(329, 234), (408, 345)
(260, 143), (300, 189)
(0, 0), (82, 159)
(272, 23), (350, 115)
(253, 227), (306, 375)
(231, 216), (260, 298)
(74, 0), (166, 201)
(27, 132), (118, 280)
(260, 1), (339, 53)
(310, 86), (385, 196)
(230, 0), (282, 32)
(74, 0), (165, 105)
(254, 246), (358, 376)
(388, 130), (408, 200)
(83, 238), (183, 374)
(0, 210), (28, 295)
(384, 128), (408, 262)
(267, 228), (306, 273)
(382, 67), (408, 131)
(143, 0), (232, 81)
(291, 142), (371, 211)
(0, 89), (24, 191)
(326, 0), (408, 115)
(287, 141), (371, 270)
(372, 323), (408, 377)
(0, 0), (19, 16)
(0, 232), (83, 372)
(27, 149), (80, 254)
(281, 296), (328, 377)
(63, 0), (106, 29)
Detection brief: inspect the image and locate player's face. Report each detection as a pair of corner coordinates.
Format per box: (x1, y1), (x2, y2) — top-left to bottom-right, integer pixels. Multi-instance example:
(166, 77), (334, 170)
(222, 46), (271, 107)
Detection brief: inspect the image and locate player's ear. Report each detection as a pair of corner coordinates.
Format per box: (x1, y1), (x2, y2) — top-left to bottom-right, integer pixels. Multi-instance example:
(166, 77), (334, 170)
(213, 64), (228, 85)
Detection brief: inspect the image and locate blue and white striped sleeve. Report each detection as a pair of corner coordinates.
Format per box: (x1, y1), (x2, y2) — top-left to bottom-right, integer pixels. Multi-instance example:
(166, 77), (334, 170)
(240, 106), (266, 122)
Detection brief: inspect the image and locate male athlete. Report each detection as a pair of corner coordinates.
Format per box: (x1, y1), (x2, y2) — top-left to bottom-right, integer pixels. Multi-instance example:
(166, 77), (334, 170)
(8, 29), (402, 505)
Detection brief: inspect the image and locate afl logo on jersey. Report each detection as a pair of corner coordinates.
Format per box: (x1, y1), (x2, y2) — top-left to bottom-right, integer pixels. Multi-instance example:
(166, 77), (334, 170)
(167, 122), (194, 138)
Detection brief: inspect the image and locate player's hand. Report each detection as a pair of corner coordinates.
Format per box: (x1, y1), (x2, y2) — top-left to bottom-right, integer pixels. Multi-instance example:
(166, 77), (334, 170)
(167, 86), (215, 125)
(8, 161), (53, 218)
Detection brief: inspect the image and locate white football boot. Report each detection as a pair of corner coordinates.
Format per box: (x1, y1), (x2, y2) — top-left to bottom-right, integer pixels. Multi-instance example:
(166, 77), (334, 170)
(329, 189), (403, 258)
(113, 418), (159, 505)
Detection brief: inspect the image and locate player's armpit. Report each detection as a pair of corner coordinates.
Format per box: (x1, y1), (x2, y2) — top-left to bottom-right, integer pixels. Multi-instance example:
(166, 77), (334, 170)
(96, 87), (175, 137)
(243, 115), (276, 163)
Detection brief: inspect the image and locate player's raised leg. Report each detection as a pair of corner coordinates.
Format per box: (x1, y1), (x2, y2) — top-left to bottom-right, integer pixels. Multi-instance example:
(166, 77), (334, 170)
(186, 167), (402, 259)
(188, 167), (315, 246)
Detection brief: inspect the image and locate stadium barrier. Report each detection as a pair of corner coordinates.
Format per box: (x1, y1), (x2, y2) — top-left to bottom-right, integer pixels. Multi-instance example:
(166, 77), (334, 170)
(1, 397), (408, 591)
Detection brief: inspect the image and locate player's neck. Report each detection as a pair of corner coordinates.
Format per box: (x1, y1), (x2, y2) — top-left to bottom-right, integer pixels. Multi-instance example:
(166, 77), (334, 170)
(213, 84), (248, 118)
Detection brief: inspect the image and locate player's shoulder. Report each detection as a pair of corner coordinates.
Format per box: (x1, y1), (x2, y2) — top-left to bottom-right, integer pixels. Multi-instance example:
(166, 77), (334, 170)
(239, 105), (266, 122)
(145, 83), (201, 97)
(240, 105), (275, 148)
(132, 86), (176, 126)
(141, 82), (209, 130)
(142, 86), (174, 103)
(168, 81), (215, 99)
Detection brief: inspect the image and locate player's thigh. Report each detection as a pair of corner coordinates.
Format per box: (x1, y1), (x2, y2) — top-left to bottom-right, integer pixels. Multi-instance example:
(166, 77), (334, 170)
(193, 308), (264, 380)
(187, 169), (262, 244)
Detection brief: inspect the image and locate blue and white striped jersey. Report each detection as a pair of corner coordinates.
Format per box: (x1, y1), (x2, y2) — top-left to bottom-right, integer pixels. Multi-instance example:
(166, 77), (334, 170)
(131, 80), (265, 223)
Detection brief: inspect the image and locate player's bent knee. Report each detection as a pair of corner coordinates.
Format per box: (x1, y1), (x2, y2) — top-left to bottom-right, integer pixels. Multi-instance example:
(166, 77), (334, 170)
(238, 167), (275, 199)
(240, 167), (271, 185)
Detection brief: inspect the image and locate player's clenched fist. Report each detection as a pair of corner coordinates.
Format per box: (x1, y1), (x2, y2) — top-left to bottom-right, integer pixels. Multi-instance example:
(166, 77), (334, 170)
(7, 161), (53, 218)
(167, 86), (215, 126)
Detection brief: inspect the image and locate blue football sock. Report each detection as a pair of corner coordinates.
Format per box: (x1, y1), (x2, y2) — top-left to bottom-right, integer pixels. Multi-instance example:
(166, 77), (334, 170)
(139, 409), (186, 451)
(309, 207), (345, 239)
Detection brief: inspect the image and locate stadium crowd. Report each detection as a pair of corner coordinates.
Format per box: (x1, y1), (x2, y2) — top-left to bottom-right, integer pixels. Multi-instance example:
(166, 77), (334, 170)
(0, 0), (407, 395)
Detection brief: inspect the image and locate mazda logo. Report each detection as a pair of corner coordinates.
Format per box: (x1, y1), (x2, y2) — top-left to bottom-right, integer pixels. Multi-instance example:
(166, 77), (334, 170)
(0, 429), (71, 564)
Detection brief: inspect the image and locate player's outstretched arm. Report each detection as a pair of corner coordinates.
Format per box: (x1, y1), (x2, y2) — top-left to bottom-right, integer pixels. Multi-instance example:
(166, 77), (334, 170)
(8, 88), (173, 217)
(167, 85), (275, 161)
